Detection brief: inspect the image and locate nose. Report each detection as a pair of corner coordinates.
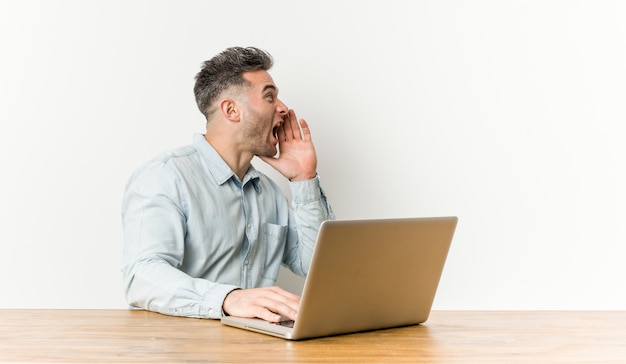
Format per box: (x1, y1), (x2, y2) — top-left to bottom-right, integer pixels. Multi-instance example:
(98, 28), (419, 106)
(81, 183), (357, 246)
(276, 98), (288, 115)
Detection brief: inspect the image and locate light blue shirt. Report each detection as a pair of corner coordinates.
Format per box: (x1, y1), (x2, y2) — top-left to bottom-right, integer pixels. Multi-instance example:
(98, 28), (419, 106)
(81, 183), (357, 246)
(122, 134), (334, 319)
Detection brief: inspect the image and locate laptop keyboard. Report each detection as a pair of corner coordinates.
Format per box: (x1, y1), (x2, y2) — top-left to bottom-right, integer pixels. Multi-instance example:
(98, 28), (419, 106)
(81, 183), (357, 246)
(272, 319), (295, 328)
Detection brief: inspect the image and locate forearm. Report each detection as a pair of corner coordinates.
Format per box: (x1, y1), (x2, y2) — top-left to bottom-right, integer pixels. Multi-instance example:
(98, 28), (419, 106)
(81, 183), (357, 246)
(123, 257), (238, 319)
(284, 175), (335, 275)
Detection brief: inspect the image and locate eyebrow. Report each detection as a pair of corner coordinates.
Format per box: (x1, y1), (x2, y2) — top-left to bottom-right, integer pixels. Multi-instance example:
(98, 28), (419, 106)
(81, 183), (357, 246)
(262, 84), (278, 93)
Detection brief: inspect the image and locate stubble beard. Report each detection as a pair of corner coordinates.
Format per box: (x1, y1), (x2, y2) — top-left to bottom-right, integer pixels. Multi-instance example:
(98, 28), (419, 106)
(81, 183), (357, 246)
(243, 109), (278, 158)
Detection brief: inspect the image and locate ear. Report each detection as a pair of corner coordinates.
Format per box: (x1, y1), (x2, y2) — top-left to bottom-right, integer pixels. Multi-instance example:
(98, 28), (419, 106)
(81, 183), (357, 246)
(219, 98), (241, 122)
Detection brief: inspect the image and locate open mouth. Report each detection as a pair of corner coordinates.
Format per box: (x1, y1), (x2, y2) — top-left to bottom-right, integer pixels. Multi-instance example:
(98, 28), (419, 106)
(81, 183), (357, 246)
(272, 122), (282, 140)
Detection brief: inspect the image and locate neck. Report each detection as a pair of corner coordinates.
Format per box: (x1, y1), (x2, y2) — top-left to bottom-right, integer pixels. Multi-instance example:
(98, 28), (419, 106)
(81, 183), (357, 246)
(204, 133), (252, 181)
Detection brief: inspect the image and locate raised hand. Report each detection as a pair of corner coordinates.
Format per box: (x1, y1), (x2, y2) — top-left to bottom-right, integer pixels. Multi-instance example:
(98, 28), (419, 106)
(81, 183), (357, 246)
(260, 109), (317, 181)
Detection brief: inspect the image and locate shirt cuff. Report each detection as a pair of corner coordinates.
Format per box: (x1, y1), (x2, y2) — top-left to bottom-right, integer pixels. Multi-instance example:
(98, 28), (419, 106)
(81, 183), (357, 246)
(202, 284), (240, 319)
(289, 175), (323, 204)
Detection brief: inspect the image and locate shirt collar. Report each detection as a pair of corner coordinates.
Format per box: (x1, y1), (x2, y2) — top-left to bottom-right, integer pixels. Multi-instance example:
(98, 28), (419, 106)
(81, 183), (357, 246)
(192, 133), (261, 192)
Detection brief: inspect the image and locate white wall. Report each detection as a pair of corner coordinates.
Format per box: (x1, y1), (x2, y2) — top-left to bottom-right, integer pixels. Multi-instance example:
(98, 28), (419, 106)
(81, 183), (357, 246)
(1, 0), (624, 310)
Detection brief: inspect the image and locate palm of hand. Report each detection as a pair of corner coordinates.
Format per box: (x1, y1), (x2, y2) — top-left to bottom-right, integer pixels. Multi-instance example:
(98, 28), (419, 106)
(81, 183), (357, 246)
(261, 115), (318, 181)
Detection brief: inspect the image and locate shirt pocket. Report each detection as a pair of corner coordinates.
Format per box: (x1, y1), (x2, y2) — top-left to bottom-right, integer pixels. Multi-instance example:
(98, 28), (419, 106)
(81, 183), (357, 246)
(259, 223), (288, 283)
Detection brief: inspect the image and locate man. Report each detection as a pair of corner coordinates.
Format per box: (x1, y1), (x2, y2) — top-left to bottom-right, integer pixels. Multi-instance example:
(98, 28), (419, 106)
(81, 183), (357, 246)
(122, 47), (334, 323)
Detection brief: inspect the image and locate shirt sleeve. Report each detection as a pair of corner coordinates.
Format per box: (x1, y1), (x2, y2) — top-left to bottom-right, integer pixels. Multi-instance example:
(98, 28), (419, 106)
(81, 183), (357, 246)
(121, 161), (238, 319)
(283, 175), (336, 276)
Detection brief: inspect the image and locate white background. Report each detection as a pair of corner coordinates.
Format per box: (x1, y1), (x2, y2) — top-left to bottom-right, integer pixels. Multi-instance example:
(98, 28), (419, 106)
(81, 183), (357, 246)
(1, 0), (624, 310)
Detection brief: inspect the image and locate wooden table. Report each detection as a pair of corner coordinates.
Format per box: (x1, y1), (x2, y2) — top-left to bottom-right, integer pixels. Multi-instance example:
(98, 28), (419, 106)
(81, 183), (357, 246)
(1, 310), (625, 363)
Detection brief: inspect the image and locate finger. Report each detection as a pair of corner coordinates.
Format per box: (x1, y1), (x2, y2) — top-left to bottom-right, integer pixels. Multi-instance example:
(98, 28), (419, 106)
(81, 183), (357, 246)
(269, 286), (301, 311)
(277, 121), (287, 142)
(251, 297), (296, 322)
(298, 118), (312, 141)
(254, 306), (283, 323)
(286, 109), (302, 140)
(269, 285), (301, 300)
(263, 287), (300, 320)
(282, 111), (295, 141)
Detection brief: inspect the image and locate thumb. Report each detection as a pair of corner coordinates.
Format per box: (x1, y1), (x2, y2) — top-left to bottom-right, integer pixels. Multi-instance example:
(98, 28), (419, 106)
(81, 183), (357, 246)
(259, 155), (279, 169)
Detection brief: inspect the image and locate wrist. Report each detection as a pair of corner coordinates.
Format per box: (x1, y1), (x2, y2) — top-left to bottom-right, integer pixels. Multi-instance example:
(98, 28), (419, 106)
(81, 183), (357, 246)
(289, 173), (317, 182)
(222, 288), (241, 316)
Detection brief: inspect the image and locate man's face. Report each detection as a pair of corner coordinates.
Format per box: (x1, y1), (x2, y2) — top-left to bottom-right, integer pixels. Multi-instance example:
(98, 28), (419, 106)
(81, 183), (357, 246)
(239, 70), (288, 157)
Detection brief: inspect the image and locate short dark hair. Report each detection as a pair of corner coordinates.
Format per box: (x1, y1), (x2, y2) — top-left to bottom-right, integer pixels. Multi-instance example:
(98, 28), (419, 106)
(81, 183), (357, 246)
(194, 47), (273, 120)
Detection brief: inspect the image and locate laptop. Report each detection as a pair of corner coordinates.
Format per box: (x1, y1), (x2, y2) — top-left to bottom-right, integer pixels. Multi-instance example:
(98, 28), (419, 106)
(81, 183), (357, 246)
(221, 216), (458, 340)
